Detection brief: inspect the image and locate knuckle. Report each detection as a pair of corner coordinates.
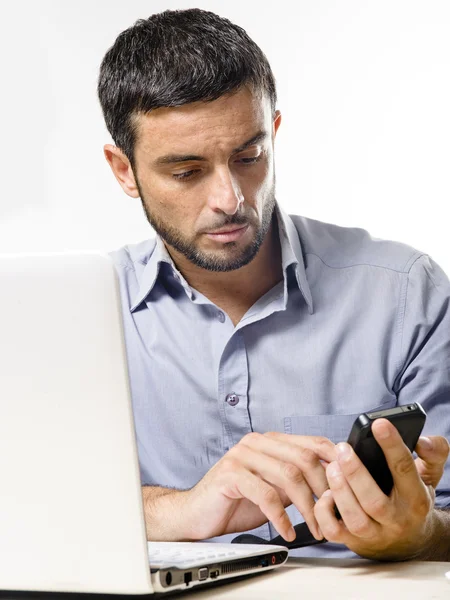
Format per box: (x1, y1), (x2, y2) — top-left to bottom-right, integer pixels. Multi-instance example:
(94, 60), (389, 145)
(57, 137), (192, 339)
(240, 432), (262, 446)
(349, 517), (372, 537)
(272, 506), (290, 525)
(264, 431), (280, 439)
(314, 436), (328, 445)
(221, 456), (239, 473)
(281, 462), (305, 484)
(367, 495), (390, 519)
(297, 447), (317, 465)
(341, 457), (360, 479)
(315, 436), (334, 452)
(260, 485), (279, 506)
(393, 454), (415, 477)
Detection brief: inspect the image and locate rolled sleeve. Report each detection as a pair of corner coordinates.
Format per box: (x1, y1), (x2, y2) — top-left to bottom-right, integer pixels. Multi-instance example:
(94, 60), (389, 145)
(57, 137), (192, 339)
(394, 254), (450, 508)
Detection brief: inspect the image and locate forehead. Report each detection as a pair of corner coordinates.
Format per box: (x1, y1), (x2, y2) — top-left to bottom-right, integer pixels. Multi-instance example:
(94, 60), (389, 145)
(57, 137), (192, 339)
(134, 87), (272, 159)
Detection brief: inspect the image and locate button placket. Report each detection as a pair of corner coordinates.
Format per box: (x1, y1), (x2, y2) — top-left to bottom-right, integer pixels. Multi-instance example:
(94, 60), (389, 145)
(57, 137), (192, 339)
(217, 330), (251, 448)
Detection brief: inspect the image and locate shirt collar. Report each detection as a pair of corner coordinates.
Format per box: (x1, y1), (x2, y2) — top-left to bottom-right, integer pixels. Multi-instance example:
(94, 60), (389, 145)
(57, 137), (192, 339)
(130, 235), (193, 311)
(275, 202), (313, 314)
(130, 202), (313, 314)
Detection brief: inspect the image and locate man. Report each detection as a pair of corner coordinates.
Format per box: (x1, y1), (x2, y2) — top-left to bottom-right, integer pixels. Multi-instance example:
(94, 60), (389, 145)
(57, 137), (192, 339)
(97, 8), (450, 560)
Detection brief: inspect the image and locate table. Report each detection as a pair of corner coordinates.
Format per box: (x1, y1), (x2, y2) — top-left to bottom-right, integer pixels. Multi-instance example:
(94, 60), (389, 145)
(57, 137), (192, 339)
(181, 557), (450, 599)
(0, 558), (447, 599)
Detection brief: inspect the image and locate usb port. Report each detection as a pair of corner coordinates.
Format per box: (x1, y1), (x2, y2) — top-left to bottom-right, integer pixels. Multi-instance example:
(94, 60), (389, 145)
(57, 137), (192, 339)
(210, 570), (219, 579)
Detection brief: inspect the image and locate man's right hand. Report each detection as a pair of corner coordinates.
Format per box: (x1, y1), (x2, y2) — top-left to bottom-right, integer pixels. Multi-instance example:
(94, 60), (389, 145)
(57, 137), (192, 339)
(179, 431), (337, 542)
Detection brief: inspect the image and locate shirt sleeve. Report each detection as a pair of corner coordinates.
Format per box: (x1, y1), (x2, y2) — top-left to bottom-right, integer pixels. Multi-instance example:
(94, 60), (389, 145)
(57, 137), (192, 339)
(393, 254), (450, 508)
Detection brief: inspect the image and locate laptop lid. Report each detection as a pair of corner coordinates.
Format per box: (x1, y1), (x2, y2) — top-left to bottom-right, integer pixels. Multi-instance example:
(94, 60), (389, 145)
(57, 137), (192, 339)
(0, 253), (153, 594)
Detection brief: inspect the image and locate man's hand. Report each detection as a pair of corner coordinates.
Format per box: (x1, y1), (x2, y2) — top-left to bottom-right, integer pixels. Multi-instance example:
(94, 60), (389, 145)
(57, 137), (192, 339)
(314, 418), (450, 560)
(181, 431), (337, 542)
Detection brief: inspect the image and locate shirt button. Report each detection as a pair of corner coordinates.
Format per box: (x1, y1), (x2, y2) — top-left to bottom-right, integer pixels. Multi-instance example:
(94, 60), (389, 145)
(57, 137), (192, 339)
(217, 310), (226, 323)
(225, 393), (239, 407)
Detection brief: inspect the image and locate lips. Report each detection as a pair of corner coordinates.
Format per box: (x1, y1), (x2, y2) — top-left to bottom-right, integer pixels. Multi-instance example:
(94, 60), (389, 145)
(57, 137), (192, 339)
(205, 224), (249, 243)
(207, 225), (247, 234)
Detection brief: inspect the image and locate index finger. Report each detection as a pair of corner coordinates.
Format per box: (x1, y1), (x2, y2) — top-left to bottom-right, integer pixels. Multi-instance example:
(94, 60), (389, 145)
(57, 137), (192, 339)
(263, 431), (337, 463)
(371, 418), (423, 497)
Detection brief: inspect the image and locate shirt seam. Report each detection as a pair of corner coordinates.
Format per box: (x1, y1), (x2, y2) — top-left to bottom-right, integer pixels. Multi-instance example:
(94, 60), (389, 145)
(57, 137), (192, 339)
(305, 251), (425, 274)
(394, 253), (431, 391)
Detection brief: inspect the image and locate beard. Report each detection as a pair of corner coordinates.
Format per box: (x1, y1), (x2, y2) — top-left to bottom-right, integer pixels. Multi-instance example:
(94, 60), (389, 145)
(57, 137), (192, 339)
(135, 179), (277, 273)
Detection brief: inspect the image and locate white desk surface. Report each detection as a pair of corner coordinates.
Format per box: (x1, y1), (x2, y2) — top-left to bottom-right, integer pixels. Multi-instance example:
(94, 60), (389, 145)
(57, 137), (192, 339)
(184, 557), (450, 599)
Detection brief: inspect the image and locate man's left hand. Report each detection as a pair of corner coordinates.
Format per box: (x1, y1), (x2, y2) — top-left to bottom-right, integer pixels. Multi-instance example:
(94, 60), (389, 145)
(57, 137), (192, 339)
(314, 418), (450, 560)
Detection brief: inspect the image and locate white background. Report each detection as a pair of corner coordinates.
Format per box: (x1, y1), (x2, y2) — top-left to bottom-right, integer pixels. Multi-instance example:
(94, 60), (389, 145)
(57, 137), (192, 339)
(1, 1), (449, 272)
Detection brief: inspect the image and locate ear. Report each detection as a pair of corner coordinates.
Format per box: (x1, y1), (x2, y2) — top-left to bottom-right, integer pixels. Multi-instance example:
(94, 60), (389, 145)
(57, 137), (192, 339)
(103, 145), (140, 198)
(273, 110), (282, 138)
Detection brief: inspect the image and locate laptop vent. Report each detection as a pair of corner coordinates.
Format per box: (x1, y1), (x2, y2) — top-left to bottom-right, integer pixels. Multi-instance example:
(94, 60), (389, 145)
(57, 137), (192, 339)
(221, 556), (268, 574)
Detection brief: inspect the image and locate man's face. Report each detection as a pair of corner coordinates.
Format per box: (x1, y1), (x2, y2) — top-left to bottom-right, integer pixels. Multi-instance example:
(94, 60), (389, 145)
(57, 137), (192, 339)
(130, 87), (281, 272)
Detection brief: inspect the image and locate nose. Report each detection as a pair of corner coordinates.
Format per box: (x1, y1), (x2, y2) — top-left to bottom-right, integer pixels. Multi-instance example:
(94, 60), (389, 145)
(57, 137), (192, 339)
(207, 167), (244, 215)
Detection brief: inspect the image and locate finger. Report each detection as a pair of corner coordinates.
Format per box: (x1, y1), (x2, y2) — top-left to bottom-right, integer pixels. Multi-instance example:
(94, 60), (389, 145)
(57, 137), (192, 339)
(235, 442), (322, 539)
(241, 432), (330, 498)
(335, 442), (395, 525)
(371, 418), (423, 498)
(415, 436), (450, 488)
(326, 461), (381, 540)
(230, 466), (296, 542)
(262, 431), (337, 463)
(314, 489), (348, 544)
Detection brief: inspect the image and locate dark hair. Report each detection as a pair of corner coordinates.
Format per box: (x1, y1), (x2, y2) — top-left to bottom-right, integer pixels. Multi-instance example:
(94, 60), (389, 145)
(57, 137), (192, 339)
(97, 8), (277, 172)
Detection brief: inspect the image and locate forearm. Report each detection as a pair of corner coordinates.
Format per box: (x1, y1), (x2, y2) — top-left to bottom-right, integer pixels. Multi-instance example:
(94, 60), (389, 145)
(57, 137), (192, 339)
(415, 508), (450, 561)
(141, 485), (194, 542)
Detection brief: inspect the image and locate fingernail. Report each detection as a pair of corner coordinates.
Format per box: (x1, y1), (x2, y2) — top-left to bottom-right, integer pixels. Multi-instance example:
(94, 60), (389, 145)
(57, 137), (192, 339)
(289, 526), (296, 540)
(322, 489), (332, 498)
(336, 442), (352, 461)
(419, 436), (433, 450)
(328, 462), (342, 478)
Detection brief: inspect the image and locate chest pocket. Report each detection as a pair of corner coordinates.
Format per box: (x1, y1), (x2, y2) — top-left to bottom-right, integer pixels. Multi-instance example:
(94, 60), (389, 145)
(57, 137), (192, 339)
(284, 413), (361, 444)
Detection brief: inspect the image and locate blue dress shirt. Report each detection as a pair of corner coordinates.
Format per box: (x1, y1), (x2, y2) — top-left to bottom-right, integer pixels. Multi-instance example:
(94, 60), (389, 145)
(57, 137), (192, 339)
(110, 202), (450, 558)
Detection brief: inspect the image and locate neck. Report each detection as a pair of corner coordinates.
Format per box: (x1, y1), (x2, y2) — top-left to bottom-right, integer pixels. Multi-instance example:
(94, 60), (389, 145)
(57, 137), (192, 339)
(165, 216), (283, 308)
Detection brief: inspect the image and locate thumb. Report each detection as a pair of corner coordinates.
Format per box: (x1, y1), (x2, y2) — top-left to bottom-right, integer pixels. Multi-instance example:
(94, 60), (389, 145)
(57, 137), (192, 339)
(414, 435), (450, 488)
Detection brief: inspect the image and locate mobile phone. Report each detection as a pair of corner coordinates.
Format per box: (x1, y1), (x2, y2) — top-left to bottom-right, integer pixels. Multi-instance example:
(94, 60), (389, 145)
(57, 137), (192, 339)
(233, 402), (427, 550)
(346, 402), (427, 496)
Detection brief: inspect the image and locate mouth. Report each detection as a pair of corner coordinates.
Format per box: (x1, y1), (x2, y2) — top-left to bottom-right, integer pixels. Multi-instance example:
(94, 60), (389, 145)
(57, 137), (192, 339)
(205, 224), (249, 243)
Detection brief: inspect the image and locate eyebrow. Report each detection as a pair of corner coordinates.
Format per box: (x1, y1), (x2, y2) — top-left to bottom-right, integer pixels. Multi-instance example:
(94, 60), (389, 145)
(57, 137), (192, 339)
(153, 131), (268, 166)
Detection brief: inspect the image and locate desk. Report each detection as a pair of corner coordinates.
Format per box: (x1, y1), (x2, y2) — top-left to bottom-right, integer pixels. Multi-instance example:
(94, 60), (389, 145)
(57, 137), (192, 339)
(0, 559), (447, 599)
(182, 557), (450, 599)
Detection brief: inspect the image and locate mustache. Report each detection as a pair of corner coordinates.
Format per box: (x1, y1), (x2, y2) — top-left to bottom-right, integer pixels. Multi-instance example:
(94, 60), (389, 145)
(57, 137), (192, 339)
(202, 215), (249, 232)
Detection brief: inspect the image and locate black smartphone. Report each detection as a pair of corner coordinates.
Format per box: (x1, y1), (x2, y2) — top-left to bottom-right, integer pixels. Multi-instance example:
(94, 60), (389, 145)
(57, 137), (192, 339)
(346, 402), (427, 496)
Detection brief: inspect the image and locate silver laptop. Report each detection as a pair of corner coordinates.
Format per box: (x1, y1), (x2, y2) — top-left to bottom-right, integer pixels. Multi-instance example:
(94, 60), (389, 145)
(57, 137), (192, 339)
(0, 252), (288, 594)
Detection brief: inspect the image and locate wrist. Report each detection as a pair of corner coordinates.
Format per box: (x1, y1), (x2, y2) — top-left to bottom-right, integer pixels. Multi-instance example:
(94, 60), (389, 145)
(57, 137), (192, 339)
(142, 486), (195, 542)
(413, 508), (448, 561)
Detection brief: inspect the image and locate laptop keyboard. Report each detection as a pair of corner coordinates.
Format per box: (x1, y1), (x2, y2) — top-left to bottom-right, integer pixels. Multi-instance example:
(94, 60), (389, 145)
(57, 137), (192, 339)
(147, 542), (268, 569)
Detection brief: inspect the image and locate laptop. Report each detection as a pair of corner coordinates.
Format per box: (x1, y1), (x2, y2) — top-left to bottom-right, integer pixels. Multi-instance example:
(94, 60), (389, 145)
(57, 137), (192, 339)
(0, 252), (288, 594)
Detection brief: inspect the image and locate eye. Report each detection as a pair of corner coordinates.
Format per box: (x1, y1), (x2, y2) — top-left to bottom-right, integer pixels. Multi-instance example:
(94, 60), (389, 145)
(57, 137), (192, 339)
(172, 154), (263, 182)
(237, 154), (263, 165)
(172, 170), (198, 181)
